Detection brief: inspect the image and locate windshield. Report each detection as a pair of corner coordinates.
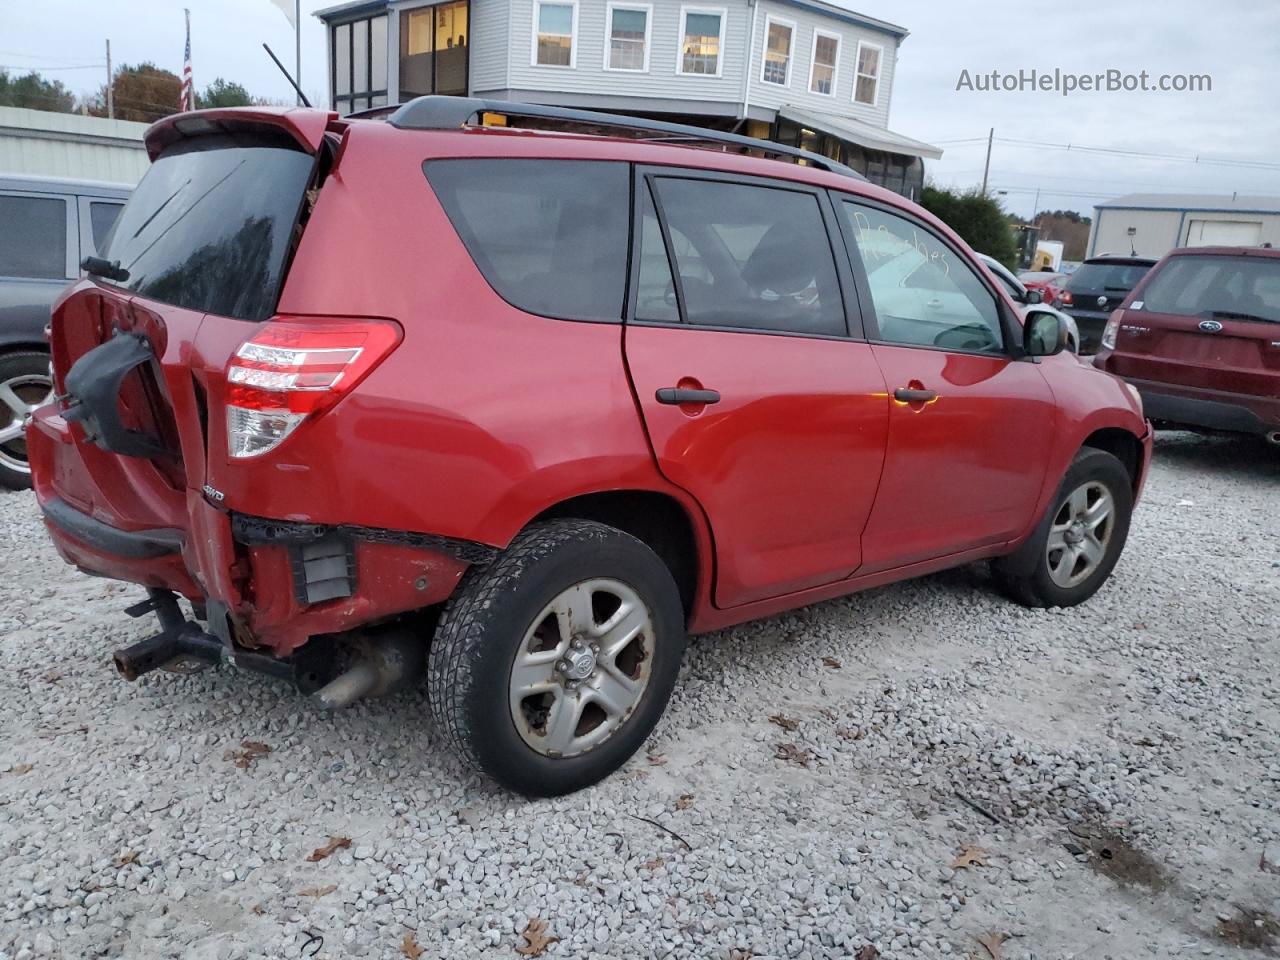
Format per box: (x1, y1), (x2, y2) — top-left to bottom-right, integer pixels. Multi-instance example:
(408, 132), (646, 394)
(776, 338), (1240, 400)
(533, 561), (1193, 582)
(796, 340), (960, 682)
(1068, 261), (1152, 293)
(1139, 254), (1280, 324)
(100, 133), (314, 323)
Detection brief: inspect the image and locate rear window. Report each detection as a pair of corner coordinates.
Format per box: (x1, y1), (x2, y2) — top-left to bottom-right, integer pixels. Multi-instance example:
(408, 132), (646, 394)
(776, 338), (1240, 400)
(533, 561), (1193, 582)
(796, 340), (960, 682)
(424, 159), (630, 322)
(0, 194), (67, 279)
(1068, 261), (1152, 293)
(1139, 254), (1280, 324)
(100, 134), (314, 322)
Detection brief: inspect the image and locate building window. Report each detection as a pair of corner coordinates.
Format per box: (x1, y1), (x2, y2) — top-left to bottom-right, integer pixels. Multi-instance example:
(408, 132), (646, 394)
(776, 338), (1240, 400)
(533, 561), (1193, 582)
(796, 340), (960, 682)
(678, 7), (725, 77)
(605, 3), (651, 72)
(533, 0), (577, 67)
(330, 14), (388, 116)
(854, 40), (881, 106)
(400, 1), (469, 101)
(809, 30), (839, 95)
(760, 16), (794, 86)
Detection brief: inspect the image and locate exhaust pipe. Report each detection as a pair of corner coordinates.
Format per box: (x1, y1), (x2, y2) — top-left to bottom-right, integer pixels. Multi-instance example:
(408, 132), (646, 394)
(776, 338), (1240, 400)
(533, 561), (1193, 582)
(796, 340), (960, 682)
(1267, 430), (1280, 446)
(312, 630), (424, 710)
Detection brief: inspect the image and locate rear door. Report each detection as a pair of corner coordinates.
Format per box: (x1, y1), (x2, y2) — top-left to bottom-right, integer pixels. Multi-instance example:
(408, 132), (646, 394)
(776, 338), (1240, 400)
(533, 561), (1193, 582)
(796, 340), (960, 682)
(623, 169), (889, 609)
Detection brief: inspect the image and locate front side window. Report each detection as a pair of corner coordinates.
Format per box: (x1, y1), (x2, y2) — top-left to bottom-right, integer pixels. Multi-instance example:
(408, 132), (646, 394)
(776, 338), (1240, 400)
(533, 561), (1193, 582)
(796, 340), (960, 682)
(761, 17), (794, 86)
(534, 1), (576, 67)
(854, 40), (881, 105)
(425, 159), (630, 322)
(606, 4), (650, 71)
(1139, 255), (1280, 324)
(679, 8), (724, 76)
(647, 177), (846, 336)
(0, 195), (66, 280)
(810, 31), (839, 95)
(331, 14), (388, 116)
(843, 201), (1004, 353)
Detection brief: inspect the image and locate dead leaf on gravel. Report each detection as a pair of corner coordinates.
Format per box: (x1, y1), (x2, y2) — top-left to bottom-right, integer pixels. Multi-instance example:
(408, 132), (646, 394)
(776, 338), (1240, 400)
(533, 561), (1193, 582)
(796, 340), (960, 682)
(821, 656), (842, 668)
(675, 794), (694, 810)
(401, 930), (426, 959)
(855, 946), (880, 960)
(768, 714), (800, 732)
(298, 884), (338, 898)
(515, 917), (559, 956)
(950, 845), (990, 869)
(647, 753), (667, 766)
(773, 742), (814, 767)
(5, 763), (33, 776)
(306, 836), (352, 862)
(642, 857), (666, 870)
(729, 950), (753, 960)
(224, 740), (271, 770)
(974, 930), (1005, 960)
(113, 850), (139, 868)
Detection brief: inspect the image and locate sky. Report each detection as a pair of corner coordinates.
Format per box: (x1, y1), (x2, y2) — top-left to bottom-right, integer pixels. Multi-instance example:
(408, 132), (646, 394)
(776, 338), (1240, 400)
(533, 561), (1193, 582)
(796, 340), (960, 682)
(2, 0), (1278, 219)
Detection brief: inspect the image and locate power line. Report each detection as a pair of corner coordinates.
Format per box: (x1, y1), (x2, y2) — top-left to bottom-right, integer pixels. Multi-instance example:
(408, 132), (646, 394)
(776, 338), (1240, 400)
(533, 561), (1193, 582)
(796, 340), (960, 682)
(0, 63), (106, 71)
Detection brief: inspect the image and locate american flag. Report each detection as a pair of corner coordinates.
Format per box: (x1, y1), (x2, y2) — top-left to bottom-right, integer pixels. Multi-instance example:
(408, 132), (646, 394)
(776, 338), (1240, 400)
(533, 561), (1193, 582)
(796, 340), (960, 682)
(179, 8), (194, 111)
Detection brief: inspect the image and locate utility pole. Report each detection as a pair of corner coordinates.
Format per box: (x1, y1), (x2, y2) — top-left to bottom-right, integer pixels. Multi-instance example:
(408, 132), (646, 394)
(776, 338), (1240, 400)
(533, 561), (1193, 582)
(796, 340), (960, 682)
(1030, 186), (1041, 224)
(294, 0), (302, 106)
(980, 127), (993, 196)
(105, 39), (114, 119)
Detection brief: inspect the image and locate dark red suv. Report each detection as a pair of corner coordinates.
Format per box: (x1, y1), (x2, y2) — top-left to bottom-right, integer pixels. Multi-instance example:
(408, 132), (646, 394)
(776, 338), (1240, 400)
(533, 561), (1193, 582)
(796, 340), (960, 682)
(28, 99), (1152, 795)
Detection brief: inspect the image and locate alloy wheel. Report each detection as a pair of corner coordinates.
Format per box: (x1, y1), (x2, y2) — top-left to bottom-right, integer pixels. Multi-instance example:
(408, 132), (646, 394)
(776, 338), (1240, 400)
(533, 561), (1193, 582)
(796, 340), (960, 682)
(1046, 480), (1115, 588)
(0, 371), (54, 476)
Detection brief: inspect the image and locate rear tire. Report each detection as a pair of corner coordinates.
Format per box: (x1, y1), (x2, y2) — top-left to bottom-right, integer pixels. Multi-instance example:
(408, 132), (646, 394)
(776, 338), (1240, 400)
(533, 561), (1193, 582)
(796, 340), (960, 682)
(993, 447), (1133, 608)
(0, 350), (54, 491)
(427, 519), (686, 796)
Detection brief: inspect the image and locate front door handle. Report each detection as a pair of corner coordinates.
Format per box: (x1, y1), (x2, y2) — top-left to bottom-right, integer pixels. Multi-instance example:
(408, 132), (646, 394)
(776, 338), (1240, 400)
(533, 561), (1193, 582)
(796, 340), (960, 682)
(893, 387), (937, 404)
(656, 387), (721, 405)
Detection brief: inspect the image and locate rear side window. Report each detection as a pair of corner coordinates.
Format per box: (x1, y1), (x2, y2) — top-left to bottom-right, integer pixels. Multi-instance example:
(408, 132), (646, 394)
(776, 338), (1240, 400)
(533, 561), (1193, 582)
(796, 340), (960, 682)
(647, 177), (846, 336)
(424, 159), (630, 322)
(88, 201), (124, 253)
(1139, 255), (1280, 324)
(0, 195), (67, 279)
(101, 134), (315, 322)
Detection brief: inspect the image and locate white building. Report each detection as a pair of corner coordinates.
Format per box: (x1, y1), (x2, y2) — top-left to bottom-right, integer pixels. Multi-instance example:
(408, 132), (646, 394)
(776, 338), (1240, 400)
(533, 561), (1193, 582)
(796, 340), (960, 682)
(1088, 193), (1280, 259)
(0, 106), (149, 184)
(315, 0), (941, 198)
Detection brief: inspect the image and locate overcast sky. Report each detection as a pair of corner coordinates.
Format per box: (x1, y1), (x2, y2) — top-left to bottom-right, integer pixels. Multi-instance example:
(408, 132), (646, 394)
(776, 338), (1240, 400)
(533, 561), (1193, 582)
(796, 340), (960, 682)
(3, 0), (1278, 218)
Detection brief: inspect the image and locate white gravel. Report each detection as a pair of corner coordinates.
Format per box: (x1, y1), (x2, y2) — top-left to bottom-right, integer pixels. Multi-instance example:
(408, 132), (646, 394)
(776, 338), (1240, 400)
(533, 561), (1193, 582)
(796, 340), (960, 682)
(1, 432), (1277, 960)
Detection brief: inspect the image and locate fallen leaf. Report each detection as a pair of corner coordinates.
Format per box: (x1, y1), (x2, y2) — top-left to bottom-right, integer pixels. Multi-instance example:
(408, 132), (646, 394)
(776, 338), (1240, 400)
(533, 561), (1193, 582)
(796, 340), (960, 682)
(251, 903), (266, 916)
(298, 884), (338, 898)
(768, 714), (800, 732)
(113, 850), (139, 868)
(675, 793), (694, 810)
(729, 951), (754, 960)
(642, 857), (666, 870)
(515, 917), (560, 957)
(950, 844), (990, 870)
(306, 836), (352, 862)
(400, 931), (425, 959)
(818, 707), (839, 721)
(822, 656), (842, 668)
(974, 930), (1005, 960)
(647, 753), (667, 766)
(6, 763), (33, 776)
(619, 769), (649, 781)
(855, 947), (881, 960)
(773, 742), (814, 767)
(224, 740), (272, 770)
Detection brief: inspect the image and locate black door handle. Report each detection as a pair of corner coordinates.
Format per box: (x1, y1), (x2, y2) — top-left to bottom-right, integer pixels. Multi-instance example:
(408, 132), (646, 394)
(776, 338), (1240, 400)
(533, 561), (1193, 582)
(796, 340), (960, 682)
(893, 387), (937, 403)
(656, 387), (721, 406)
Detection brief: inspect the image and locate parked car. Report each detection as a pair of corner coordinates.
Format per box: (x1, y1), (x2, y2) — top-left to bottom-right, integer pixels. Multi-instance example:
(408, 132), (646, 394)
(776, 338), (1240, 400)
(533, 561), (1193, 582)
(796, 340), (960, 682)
(28, 100), (1151, 796)
(0, 174), (130, 488)
(1063, 255), (1157, 353)
(1019, 270), (1071, 308)
(980, 256), (1080, 353)
(1093, 245), (1279, 443)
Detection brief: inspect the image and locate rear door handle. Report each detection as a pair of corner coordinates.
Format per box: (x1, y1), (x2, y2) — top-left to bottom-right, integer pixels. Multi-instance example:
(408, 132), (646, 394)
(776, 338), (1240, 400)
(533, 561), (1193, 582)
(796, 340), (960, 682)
(656, 387), (721, 405)
(893, 387), (937, 403)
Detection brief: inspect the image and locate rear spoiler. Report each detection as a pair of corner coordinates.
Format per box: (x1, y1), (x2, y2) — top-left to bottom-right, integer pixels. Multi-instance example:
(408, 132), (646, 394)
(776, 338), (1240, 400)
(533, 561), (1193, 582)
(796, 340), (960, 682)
(144, 107), (337, 160)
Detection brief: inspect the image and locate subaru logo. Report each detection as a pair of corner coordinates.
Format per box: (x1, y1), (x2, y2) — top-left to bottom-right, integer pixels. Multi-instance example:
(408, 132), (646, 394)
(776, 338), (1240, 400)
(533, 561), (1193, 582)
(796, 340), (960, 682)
(1096, 295), (1108, 308)
(1198, 319), (1224, 333)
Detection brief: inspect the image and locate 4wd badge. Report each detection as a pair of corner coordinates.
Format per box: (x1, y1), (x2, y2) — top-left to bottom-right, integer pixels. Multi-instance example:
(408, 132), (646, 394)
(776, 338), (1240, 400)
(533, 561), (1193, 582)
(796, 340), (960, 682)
(202, 484), (225, 502)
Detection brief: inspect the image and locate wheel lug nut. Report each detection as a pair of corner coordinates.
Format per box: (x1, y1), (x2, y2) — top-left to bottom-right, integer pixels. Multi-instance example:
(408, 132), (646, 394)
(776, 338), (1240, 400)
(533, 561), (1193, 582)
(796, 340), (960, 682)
(590, 643), (599, 654)
(556, 661), (568, 673)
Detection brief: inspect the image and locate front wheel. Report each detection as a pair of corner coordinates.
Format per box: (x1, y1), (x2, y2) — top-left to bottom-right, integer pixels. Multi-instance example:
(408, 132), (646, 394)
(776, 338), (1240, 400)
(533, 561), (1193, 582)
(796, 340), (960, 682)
(994, 447), (1134, 608)
(427, 519), (686, 796)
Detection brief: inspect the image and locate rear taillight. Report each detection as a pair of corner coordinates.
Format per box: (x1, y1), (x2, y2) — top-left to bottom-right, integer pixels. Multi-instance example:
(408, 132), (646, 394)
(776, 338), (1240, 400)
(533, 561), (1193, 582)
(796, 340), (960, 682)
(1101, 315), (1120, 351)
(224, 317), (401, 458)
(1060, 290), (1073, 306)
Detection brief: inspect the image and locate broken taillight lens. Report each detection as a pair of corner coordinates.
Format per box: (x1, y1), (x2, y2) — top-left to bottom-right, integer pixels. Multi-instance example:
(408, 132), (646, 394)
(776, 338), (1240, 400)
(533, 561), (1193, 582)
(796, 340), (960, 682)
(224, 317), (401, 458)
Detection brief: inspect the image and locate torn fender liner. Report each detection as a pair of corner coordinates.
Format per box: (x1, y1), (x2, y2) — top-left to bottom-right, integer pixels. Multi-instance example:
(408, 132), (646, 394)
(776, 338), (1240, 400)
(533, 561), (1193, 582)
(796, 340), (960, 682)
(42, 496), (183, 559)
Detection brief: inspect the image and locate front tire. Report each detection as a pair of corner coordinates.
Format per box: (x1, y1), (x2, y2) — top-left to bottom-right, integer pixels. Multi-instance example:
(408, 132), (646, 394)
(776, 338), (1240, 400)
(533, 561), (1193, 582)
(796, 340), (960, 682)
(427, 519), (686, 796)
(994, 447), (1134, 608)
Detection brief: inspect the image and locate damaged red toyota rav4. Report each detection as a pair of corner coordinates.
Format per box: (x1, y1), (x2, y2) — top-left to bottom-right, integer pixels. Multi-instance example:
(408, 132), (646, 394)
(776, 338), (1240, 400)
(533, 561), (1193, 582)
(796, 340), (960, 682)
(29, 99), (1152, 796)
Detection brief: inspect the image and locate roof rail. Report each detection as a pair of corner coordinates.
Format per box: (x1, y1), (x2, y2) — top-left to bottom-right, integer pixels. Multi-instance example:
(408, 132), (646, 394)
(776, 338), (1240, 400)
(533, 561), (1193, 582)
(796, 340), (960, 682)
(385, 96), (864, 180)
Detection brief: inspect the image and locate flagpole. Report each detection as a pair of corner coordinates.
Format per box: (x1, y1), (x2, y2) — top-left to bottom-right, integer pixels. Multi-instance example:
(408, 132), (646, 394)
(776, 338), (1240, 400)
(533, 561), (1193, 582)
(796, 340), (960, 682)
(295, 0), (302, 106)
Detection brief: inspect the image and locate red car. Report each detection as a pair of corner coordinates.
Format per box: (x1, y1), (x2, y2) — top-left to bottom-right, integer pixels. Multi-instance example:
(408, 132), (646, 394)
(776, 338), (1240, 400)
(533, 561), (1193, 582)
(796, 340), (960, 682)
(1093, 245), (1280, 443)
(28, 100), (1151, 795)
(1019, 271), (1071, 308)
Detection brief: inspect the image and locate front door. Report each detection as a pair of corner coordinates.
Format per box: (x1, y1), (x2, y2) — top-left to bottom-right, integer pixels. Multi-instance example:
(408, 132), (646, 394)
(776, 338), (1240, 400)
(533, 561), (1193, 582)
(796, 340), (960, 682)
(837, 198), (1056, 572)
(624, 171), (889, 608)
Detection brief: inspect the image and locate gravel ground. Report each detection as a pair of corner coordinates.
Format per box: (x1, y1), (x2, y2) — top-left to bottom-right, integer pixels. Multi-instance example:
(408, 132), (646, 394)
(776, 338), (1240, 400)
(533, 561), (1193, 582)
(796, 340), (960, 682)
(1, 431), (1277, 960)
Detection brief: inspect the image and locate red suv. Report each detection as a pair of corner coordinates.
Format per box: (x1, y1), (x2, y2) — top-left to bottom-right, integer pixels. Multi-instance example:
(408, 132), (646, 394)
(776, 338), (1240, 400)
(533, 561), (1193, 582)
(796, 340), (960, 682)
(28, 99), (1152, 795)
(1093, 245), (1280, 443)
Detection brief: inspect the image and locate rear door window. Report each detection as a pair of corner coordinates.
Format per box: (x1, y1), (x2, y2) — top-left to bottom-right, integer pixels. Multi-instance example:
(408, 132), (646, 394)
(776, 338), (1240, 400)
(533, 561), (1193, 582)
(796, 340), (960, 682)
(0, 194), (68, 279)
(424, 159), (631, 322)
(1139, 254), (1280, 324)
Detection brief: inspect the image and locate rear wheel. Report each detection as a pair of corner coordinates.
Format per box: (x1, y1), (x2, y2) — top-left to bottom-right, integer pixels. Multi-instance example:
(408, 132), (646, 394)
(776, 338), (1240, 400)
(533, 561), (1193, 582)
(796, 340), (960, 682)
(427, 519), (686, 796)
(994, 447), (1133, 607)
(0, 351), (54, 491)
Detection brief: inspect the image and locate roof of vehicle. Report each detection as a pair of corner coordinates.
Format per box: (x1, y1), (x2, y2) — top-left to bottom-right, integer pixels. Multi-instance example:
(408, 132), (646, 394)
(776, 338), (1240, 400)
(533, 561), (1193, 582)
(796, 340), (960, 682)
(0, 173), (132, 197)
(1083, 255), (1159, 265)
(1160, 245), (1280, 260)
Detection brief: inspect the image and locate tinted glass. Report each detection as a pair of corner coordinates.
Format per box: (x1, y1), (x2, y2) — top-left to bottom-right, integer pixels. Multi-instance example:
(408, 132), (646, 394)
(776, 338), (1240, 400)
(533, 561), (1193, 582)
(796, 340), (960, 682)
(101, 135), (314, 322)
(843, 202), (1003, 353)
(425, 159), (630, 322)
(0, 195), (66, 279)
(1139, 255), (1280, 324)
(88, 201), (123, 253)
(652, 178), (845, 336)
(1068, 261), (1152, 293)
(635, 186), (679, 323)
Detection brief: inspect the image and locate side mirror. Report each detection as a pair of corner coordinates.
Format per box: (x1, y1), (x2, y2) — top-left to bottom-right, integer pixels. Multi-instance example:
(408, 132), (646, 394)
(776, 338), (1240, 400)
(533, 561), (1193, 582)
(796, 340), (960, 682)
(1023, 309), (1071, 357)
(1024, 288), (1043, 304)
